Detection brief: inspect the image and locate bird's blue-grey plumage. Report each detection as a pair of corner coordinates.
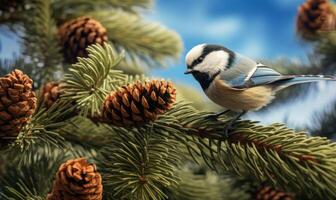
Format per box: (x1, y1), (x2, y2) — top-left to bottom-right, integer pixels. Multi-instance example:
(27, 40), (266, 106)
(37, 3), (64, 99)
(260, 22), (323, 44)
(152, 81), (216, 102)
(219, 52), (335, 90)
(185, 43), (336, 112)
(219, 53), (257, 87)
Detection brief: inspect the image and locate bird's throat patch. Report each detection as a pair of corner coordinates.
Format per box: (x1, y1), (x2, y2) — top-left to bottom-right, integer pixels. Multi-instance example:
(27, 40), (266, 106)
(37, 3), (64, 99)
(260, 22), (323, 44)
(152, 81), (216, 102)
(192, 71), (220, 90)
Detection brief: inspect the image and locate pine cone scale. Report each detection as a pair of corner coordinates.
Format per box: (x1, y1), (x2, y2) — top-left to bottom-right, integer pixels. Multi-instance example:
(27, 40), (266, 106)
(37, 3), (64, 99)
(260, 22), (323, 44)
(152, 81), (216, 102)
(40, 82), (65, 109)
(58, 16), (108, 63)
(254, 186), (294, 200)
(101, 80), (176, 126)
(0, 70), (36, 142)
(48, 158), (102, 200)
(296, 0), (336, 39)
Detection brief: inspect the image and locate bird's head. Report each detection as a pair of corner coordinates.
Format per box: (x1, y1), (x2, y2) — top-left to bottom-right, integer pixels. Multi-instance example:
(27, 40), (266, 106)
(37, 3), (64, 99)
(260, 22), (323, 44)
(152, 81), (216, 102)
(184, 44), (235, 89)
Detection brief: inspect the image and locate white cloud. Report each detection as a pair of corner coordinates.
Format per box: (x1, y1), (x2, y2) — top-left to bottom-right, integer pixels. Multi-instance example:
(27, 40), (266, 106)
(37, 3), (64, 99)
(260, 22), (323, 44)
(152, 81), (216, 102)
(203, 17), (243, 38)
(148, 6), (244, 41)
(239, 38), (266, 58)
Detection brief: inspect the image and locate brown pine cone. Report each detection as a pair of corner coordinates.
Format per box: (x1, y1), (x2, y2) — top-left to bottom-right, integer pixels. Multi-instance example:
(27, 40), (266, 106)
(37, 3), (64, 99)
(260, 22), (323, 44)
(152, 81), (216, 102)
(101, 80), (176, 126)
(46, 158), (103, 200)
(0, 69), (37, 142)
(254, 186), (294, 200)
(40, 82), (62, 109)
(296, 0), (336, 39)
(58, 16), (108, 63)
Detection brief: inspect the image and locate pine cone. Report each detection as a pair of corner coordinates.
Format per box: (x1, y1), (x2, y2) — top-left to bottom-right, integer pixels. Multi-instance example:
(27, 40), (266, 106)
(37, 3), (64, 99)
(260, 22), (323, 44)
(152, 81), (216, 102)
(296, 0), (336, 39)
(0, 69), (37, 142)
(40, 82), (62, 109)
(46, 158), (103, 200)
(101, 80), (176, 126)
(58, 16), (108, 63)
(254, 186), (294, 200)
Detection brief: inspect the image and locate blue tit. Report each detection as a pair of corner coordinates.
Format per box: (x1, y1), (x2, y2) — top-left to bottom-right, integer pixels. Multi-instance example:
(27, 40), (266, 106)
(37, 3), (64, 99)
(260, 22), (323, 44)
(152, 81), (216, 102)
(184, 44), (336, 133)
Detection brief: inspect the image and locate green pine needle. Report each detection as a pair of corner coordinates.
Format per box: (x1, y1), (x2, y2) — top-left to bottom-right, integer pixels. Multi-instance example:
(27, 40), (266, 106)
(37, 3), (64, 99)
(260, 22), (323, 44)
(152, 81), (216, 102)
(78, 10), (183, 69)
(21, 0), (63, 87)
(62, 43), (127, 117)
(156, 101), (336, 199)
(101, 127), (182, 200)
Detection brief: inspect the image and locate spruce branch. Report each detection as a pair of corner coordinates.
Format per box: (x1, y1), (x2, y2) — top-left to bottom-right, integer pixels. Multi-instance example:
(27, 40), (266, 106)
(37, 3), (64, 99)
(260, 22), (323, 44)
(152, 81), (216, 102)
(0, 142), (97, 199)
(100, 126), (182, 200)
(1, 180), (44, 200)
(57, 117), (114, 149)
(21, 0), (62, 87)
(166, 168), (250, 200)
(62, 43), (127, 117)
(52, 0), (152, 19)
(0, 145), (63, 199)
(85, 10), (183, 68)
(8, 99), (76, 151)
(152, 101), (336, 199)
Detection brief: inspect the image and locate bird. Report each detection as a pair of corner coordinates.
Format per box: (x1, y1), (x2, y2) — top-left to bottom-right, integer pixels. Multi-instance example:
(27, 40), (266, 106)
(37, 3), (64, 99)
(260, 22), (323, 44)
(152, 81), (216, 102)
(184, 43), (336, 134)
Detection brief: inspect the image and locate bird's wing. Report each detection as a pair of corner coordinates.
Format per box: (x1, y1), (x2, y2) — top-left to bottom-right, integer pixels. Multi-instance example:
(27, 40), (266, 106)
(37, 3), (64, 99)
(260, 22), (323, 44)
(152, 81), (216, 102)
(245, 65), (295, 87)
(219, 53), (258, 88)
(221, 59), (294, 89)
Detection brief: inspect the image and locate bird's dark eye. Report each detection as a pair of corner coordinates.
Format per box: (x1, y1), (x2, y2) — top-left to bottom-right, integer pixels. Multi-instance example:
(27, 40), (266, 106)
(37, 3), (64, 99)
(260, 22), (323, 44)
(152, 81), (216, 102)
(197, 56), (204, 63)
(190, 56), (205, 67)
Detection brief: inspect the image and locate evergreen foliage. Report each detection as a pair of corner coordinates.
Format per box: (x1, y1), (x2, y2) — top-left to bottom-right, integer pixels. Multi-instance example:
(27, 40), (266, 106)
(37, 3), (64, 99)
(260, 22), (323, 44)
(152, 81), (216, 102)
(1, 0), (336, 199)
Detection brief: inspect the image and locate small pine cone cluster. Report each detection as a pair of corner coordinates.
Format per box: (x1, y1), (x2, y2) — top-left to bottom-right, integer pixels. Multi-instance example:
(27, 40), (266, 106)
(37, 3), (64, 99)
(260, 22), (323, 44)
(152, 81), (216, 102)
(0, 70), (36, 141)
(46, 158), (103, 200)
(58, 16), (108, 63)
(254, 186), (293, 200)
(40, 82), (63, 109)
(101, 80), (176, 126)
(296, 0), (336, 39)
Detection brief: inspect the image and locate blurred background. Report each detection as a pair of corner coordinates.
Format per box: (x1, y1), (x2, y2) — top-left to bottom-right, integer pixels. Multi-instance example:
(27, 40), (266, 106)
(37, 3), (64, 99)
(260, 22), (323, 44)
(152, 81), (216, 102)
(1, 0), (336, 199)
(1, 0), (336, 133)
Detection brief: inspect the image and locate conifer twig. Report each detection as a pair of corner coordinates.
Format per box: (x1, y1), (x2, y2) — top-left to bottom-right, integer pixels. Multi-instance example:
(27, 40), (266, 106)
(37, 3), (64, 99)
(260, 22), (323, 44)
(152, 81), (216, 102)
(156, 102), (336, 199)
(62, 43), (127, 116)
(21, 0), (62, 87)
(82, 10), (183, 68)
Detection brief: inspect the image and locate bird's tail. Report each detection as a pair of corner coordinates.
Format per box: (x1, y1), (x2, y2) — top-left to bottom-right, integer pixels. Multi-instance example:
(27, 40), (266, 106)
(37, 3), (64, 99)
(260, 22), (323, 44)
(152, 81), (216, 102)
(273, 75), (336, 91)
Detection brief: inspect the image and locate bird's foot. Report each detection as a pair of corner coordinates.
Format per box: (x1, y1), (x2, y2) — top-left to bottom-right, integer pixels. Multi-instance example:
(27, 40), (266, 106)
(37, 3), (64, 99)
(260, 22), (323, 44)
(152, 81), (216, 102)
(204, 110), (230, 120)
(204, 113), (221, 120)
(223, 110), (247, 138)
(223, 124), (234, 138)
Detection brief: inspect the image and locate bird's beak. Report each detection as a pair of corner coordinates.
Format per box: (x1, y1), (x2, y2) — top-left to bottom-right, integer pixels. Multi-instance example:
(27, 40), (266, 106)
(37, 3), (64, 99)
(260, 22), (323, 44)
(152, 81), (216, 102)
(184, 69), (194, 74)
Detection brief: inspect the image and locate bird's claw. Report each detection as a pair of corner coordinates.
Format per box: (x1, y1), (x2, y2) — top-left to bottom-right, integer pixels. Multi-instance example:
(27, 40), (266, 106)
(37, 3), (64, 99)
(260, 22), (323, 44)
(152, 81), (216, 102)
(204, 113), (220, 120)
(223, 125), (234, 138)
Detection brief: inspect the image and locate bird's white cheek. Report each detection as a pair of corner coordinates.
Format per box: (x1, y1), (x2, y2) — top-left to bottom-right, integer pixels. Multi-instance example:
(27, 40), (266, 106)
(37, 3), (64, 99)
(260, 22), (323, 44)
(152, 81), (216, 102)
(194, 63), (214, 75)
(204, 51), (229, 71)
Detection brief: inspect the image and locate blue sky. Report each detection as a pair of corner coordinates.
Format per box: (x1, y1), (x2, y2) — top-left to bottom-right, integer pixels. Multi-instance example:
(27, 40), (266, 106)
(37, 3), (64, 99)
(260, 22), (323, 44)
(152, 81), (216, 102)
(1, 0), (335, 129)
(150, 0), (310, 82)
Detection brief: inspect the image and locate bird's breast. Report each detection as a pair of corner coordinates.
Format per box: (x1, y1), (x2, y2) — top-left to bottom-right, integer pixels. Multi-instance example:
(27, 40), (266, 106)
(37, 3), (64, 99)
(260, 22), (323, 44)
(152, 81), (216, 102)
(205, 78), (275, 111)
